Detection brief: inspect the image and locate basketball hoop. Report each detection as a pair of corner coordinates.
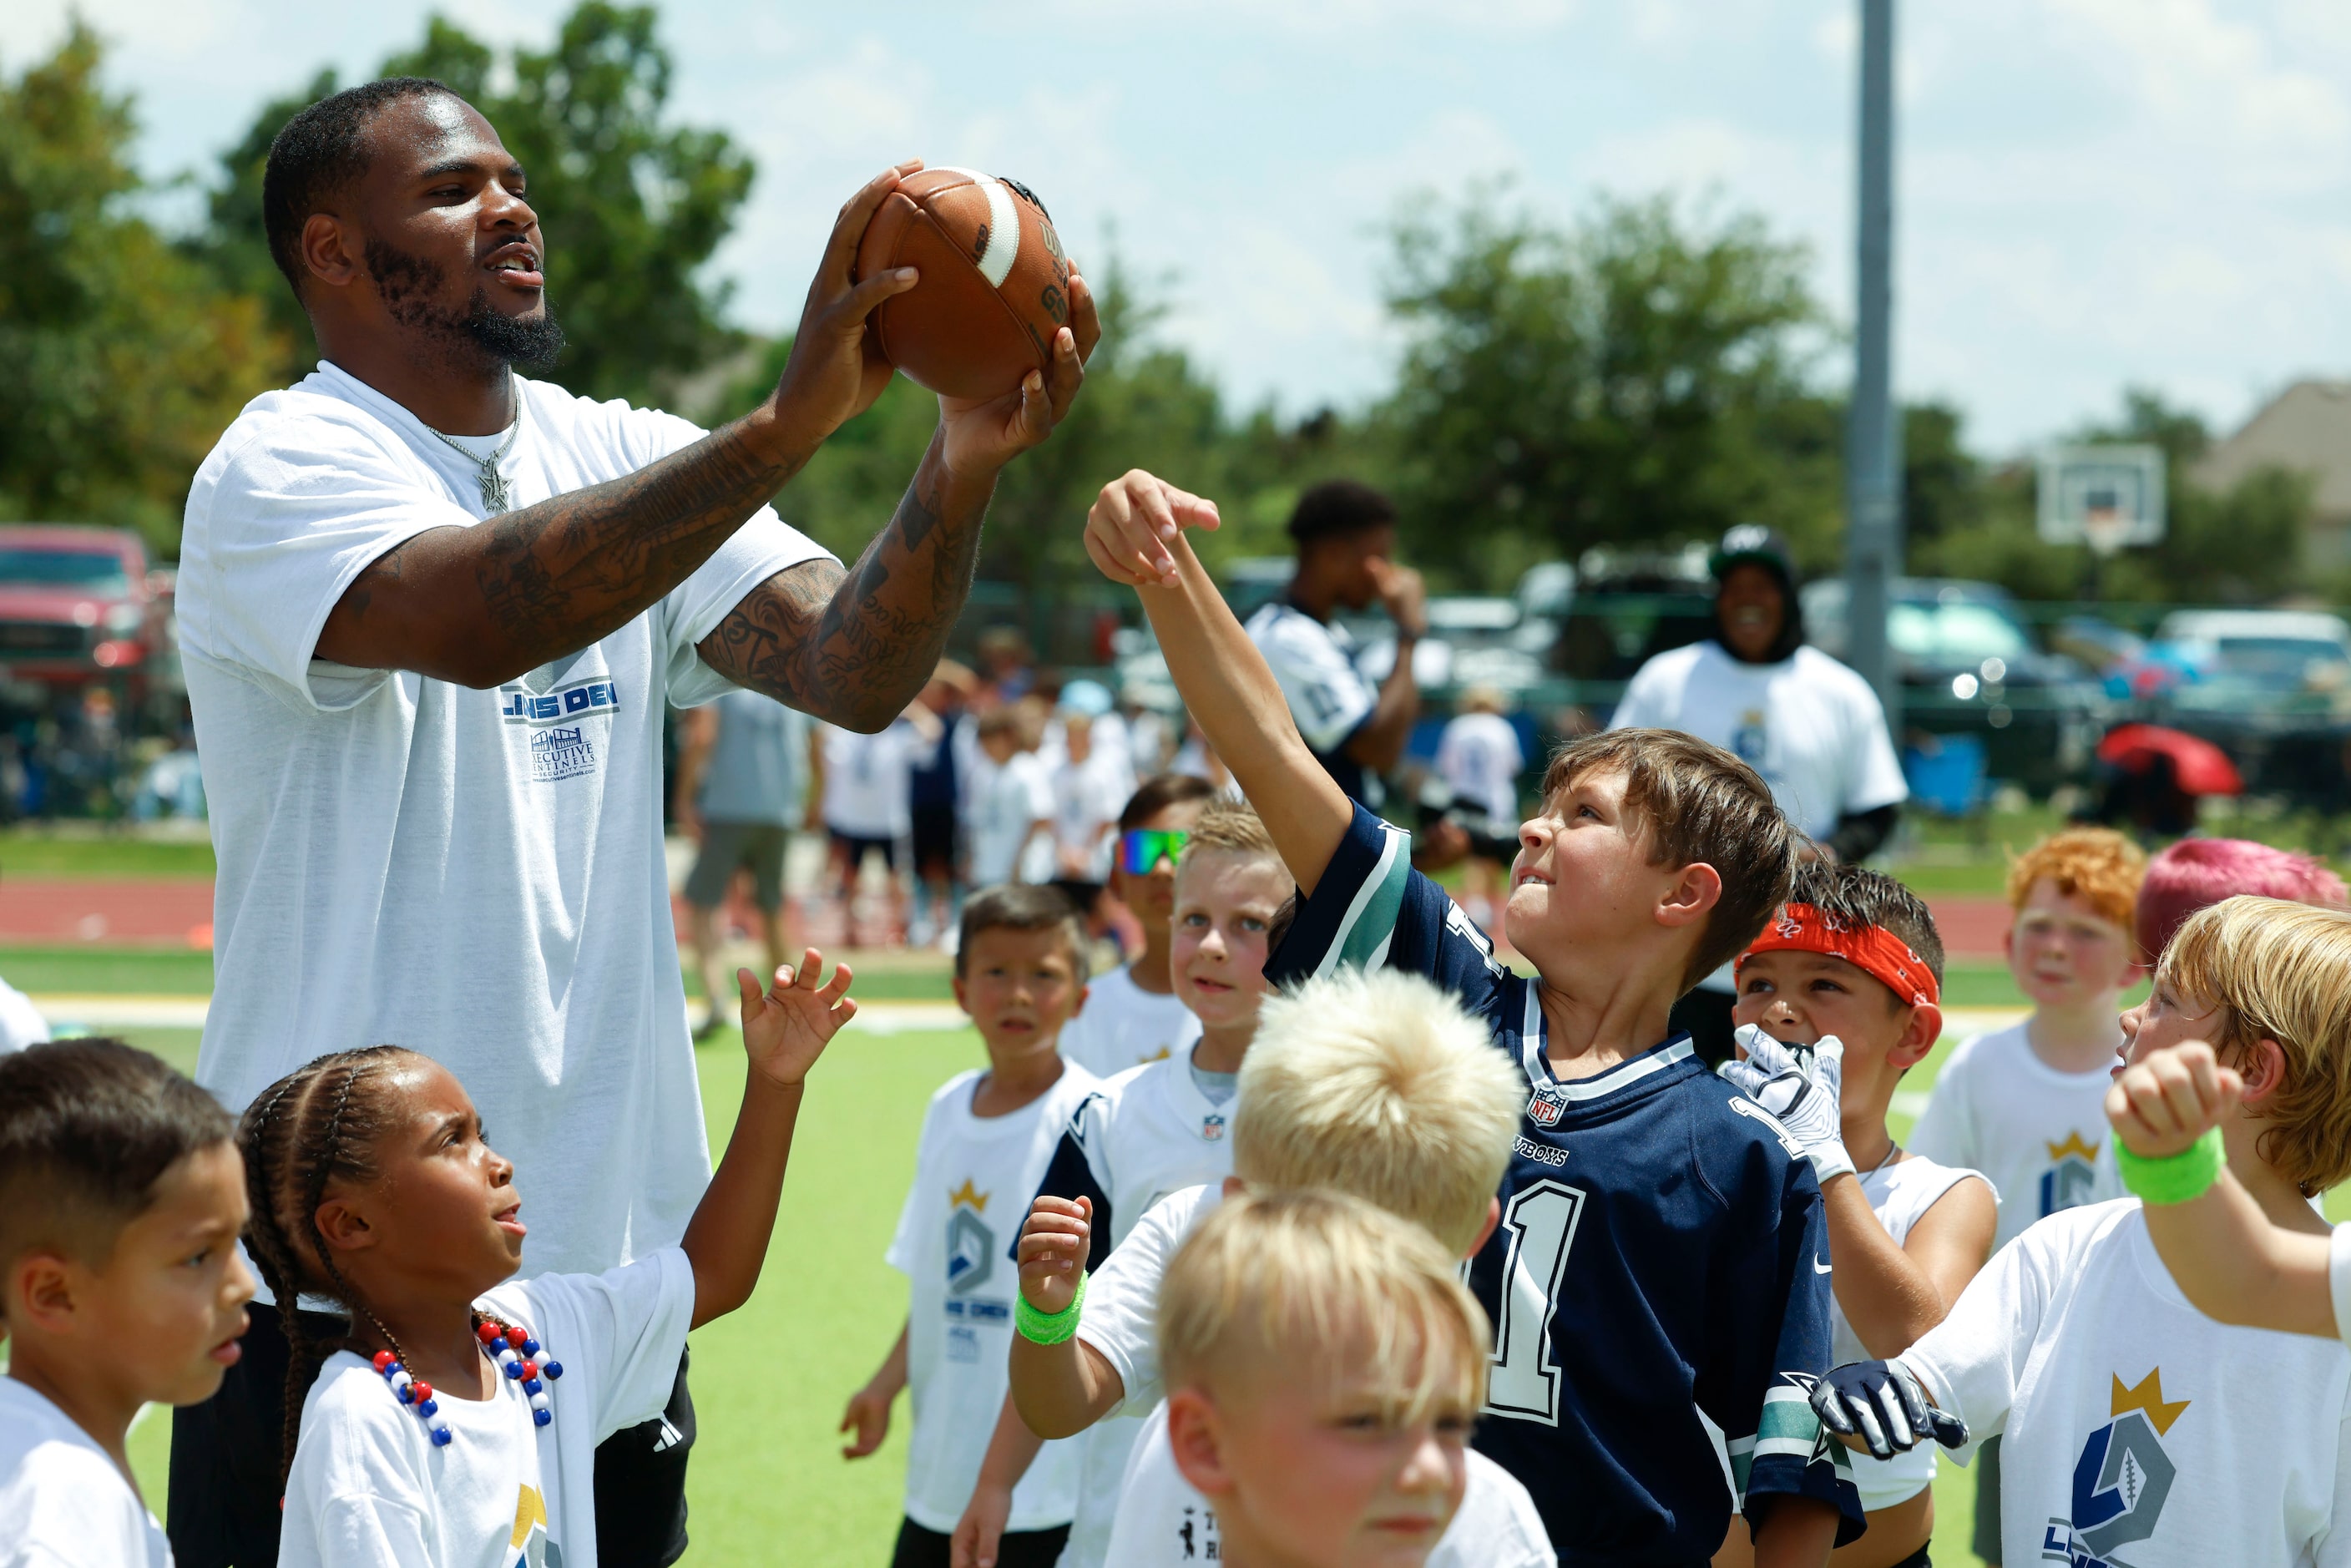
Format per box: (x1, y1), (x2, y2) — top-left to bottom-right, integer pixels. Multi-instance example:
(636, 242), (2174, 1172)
(2081, 504), (2131, 559)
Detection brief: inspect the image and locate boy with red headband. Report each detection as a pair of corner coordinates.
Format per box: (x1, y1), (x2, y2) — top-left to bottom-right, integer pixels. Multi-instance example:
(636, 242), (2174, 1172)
(1722, 864), (1995, 1568)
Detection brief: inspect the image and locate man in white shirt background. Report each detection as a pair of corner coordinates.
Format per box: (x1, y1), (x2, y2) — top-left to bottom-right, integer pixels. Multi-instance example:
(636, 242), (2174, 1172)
(1610, 524), (1907, 1064)
(1241, 479), (1427, 807)
(166, 78), (1095, 1568)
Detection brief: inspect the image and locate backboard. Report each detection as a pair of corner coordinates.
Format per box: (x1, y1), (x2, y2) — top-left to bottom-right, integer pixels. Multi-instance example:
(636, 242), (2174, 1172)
(2037, 444), (2166, 555)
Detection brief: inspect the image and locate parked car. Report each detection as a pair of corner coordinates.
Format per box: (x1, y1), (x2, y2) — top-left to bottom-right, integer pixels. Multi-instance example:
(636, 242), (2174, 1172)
(2146, 609), (2351, 807)
(1802, 576), (2107, 797)
(0, 526), (174, 706)
(1543, 544), (1717, 689)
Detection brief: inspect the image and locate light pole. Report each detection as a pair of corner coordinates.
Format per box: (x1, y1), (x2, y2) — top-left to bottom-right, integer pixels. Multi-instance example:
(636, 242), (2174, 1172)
(1846, 0), (1902, 726)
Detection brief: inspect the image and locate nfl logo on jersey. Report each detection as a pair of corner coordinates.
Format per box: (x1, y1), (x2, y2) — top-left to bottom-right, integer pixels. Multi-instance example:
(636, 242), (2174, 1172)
(1202, 1113), (1226, 1142)
(1526, 1089), (1565, 1129)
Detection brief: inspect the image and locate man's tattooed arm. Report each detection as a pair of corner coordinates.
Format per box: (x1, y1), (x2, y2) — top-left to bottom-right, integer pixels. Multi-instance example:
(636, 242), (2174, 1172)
(700, 431), (993, 732)
(315, 412), (816, 687)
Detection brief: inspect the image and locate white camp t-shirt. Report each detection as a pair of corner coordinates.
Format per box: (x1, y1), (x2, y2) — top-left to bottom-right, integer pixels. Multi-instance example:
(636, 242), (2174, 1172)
(1051, 754), (1133, 879)
(1105, 1405), (1555, 1568)
(1903, 1200), (2351, 1568)
(1051, 1059), (1242, 1568)
(279, 1247), (694, 1568)
(968, 751), (1055, 886)
(0, 975), (48, 1055)
(0, 1376), (170, 1568)
(1434, 711), (1525, 823)
(1611, 640), (1906, 993)
(1056, 965), (1201, 1080)
(1909, 1022), (2124, 1253)
(884, 1064), (1100, 1535)
(1829, 1155), (1994, 1513)
(177, 362), (828, 1284)
(1243, 603), (1375, 756)
(821, 721), (915, 840)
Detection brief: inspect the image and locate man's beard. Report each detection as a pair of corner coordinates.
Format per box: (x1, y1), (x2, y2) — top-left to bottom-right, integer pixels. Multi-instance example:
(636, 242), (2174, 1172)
(363, 235), (567, 372)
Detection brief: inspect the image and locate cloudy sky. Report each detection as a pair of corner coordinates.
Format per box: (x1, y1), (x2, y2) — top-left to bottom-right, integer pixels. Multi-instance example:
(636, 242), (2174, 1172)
(10, 0), (2351, 453)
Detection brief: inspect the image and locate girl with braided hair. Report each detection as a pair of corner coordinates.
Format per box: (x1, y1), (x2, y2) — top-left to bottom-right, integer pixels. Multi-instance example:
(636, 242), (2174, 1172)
(244, 953), (857, 1568)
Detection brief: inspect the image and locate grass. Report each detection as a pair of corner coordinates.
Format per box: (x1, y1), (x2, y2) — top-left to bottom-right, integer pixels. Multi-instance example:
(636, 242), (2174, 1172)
(0, 829), (215, 879)
(0, 944), (215, 994)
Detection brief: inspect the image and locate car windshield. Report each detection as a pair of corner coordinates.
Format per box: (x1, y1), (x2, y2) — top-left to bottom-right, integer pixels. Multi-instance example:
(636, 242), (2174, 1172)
(1888, 599), (2032, 664)
(0, 550), (129, 594)
(2212, 637), (2348, 682)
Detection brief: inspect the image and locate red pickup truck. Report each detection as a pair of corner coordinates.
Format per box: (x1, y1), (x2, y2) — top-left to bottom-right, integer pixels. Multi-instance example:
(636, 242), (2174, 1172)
(0, 526), (174, 705)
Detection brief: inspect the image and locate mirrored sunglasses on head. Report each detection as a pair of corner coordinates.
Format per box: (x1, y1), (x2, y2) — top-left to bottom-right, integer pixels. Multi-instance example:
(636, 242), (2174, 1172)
(1117, 828), (1189, 875)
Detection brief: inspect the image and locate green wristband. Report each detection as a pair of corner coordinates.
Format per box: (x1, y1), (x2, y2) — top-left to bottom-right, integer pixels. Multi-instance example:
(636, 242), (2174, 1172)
(1015, 1272), (1087, 1345)
(2113, 1126), (2226, 1206)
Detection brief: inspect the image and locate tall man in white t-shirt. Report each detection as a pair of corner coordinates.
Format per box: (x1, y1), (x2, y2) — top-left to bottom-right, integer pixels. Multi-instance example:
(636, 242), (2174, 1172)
(1610, 524), (1907, 1065)
(164, 78), (1096, 1568)
(1241, 480), (1426, 807)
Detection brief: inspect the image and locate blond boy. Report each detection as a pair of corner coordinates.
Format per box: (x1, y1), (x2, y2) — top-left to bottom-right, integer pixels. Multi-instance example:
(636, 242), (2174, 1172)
(1159, 1188), (1495, 1568)
(1725, 863), (1996, 1568)
(0, 1039), (256, 1567)
(1814, 896), (2351, 1567)
(1082, 472), (1858, 1565)
(995, 968), (1549, 1566)
(957, 800), (1289, 1567)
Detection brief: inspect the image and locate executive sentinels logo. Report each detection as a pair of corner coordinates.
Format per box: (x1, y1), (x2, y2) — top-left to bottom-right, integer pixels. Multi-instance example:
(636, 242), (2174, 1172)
(2040, 1368), (2189, 1567)
(2040, 1131), (2102, 1217)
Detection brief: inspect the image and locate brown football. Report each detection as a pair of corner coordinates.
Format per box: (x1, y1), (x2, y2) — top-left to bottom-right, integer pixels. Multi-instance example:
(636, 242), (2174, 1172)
(853, 167), (1072, 401)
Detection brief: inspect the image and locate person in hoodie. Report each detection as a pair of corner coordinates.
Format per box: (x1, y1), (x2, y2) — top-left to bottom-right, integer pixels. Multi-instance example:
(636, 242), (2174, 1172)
(1608, 524), (1908, 1066)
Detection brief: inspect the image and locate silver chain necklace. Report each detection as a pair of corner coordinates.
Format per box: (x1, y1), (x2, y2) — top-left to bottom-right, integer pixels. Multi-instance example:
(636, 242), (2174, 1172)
(426, 413), (520, 514)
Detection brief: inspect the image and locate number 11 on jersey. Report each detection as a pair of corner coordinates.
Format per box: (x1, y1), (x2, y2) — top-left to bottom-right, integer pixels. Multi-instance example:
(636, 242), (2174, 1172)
(1485, 1180), (1586, 1426)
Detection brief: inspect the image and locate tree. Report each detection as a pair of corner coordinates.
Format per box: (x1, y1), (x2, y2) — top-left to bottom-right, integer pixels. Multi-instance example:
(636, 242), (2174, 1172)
(195, 3), (754, 407)
(0, 23), (283, 550)
(1382, 190), (1838, 589)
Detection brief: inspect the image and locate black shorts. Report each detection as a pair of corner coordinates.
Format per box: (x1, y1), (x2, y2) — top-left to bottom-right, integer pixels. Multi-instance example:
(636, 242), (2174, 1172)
(910, 803), (958, 876)
(890, 1518), (1069, 1568)
(683, 821), (789, 912)
(831, 830), (900, 874)
(169, 1300), (696, 1568)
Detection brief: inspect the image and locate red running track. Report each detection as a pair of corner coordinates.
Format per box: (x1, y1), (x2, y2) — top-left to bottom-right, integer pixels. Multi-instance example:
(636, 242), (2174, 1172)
(0, 879), (2021, 960)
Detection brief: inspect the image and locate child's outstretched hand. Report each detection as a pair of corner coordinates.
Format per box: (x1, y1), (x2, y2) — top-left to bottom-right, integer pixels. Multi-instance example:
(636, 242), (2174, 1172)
(1084, 470), (1220, 589)
(738, 950), (857, 1091)
(1016, 1196), (1091, 1313)
(2106, 1039), (2241, 1159)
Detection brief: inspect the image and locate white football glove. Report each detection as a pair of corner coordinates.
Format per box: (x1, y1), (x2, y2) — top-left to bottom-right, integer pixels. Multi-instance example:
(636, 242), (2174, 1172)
(1718, 1024), (1855, 1184)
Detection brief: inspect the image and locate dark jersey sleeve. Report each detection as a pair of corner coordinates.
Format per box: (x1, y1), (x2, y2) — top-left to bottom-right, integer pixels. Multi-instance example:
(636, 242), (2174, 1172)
(1019, 1093), (1115, 1270)
(1699, 1136), (1865, 1545)
(1266, 801), (1507, 1014)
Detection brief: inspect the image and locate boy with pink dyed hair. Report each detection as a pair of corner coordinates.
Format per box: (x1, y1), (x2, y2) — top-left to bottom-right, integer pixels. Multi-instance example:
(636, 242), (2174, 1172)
(2133, 837), (2348, 964)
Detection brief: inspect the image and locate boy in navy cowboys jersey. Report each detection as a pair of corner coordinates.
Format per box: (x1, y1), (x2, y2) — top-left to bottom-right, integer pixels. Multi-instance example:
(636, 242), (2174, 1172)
(1081, 472), (1863, 1567)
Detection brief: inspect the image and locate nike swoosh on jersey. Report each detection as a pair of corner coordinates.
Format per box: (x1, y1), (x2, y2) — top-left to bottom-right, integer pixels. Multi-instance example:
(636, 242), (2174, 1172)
(1813, 1256), (1833, 1274)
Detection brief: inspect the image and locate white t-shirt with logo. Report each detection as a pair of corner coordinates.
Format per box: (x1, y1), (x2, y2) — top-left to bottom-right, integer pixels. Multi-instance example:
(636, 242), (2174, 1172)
(883, 1063), (1100, 1535)
(1434, 711), (1525, 824)
(1611, 640), (1906, 992)
(1047, 1058), (1242, 1567)
(821, 721), (915, 841)
(1909, 1022), (2124, 1253)
(1903, 1200), (2351, 1568)
(1056, 964), (1201, 1080)
(279, 1247), (695, 1568)
(1830, 1154), (1995, 1513)
(0, 1376), (170, 1568)
(968, 751), (1055, 887)
(178, 362), (827, 1284)
(1105, 1404), (1555, 1568)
